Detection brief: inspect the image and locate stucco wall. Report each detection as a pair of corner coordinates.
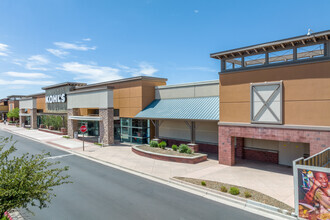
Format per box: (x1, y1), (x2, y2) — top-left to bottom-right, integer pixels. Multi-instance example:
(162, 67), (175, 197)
(155, 81), (219, 99)
(68, 90), (113, 109)
(159, 120), (218, 144)
(219, 61), (330, 126)
(19, 99), (36, 109)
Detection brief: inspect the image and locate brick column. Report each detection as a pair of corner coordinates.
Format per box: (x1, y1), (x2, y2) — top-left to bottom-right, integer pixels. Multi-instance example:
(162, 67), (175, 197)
(67, 108), (79, 138)
(99, 108), (114, 146)
(218, 126), (235, 166)
(30, 108), (37, 129)
(235, 137), (244, 159)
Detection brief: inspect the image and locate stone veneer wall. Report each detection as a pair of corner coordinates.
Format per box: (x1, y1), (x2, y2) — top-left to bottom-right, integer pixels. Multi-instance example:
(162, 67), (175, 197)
(31, 109), (37, 129)
(219, 125), (330, 166)
(99, 108), (114, 145)
(67, 108), (79, 138)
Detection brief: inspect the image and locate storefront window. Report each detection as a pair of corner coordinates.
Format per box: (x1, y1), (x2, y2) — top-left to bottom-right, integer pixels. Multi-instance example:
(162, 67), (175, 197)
(120, 118), (150, 144)
(78, 121), (99, 136)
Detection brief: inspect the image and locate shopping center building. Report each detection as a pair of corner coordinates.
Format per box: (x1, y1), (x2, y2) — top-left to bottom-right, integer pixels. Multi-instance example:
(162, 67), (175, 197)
(211, 30), (330, 166)
(0, 98), (9, 121)
(8, 30), (329, 166)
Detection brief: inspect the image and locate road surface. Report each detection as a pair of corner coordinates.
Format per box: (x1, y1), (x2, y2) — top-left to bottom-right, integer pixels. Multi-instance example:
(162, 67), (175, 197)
(0, 130), (270, 220)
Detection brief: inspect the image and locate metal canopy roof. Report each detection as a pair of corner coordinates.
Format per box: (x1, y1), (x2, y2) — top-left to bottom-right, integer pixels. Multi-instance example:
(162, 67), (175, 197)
(135, 97), (219, 121)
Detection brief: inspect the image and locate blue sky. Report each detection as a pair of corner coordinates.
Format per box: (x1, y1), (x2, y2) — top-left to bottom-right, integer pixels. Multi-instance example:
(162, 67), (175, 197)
(0, 0), (329, 97)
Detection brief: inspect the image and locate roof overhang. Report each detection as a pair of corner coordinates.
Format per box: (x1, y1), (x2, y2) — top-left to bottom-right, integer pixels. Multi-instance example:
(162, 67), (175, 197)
(68, 116), (102, 121)
(135, 97), (219, 121)
(210, 30), (330, 60)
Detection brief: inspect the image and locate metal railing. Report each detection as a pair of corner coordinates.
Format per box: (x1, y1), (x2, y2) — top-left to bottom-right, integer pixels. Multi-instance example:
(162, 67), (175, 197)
(294, 147), (329, 168)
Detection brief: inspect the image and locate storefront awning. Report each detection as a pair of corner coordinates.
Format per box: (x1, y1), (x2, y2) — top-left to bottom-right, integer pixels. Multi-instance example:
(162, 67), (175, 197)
(19, 113), (31, 117)
(68, 116), (102, 121)
(135, 97), (219, 121)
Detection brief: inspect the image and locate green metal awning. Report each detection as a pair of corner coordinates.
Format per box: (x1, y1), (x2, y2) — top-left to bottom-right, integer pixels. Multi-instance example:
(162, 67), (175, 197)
(135, 97), (219, 121)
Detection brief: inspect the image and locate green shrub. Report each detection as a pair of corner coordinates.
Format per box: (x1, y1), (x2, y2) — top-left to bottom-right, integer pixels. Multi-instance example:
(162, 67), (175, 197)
(149, 141), (158, 148)
(201, 181), (206, 186)
(62, 136), (70, 139)
(172, 144), (178, 151)
(94, 143), (102, 146)
(244, 191), (252, 198)
(229, 187), (240, 195)
(179, 144), (189, 153)
(158, 141), (167, 149)
(1, 215), (9, 220)
(186, 148), (193, 154)
(220, 186), (228, 193)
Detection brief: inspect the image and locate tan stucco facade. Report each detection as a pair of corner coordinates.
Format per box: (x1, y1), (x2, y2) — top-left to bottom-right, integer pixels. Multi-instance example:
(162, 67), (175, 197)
(112, 80), (166, 118)
(219, 61), (330, 126)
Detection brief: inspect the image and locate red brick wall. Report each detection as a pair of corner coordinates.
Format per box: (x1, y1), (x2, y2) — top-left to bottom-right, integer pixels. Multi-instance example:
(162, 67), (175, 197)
(235, 137), (244, 158)
(244, 149), (278, 164)
(160, 138), (218, 154)
(219, 125), (330, 166)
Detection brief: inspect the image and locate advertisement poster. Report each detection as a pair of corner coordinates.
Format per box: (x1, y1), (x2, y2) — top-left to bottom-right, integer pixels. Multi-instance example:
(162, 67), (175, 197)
(297, 168), (330, 219)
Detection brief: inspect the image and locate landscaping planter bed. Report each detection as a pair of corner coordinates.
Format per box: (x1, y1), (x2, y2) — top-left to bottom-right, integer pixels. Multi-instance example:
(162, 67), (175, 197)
(132, 145), (207, 164)
(174, 177), (294, 212)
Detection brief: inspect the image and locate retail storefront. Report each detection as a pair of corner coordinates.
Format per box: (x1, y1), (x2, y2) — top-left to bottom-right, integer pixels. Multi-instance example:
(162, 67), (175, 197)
(210, 30), (330, 166)
(135, 80), (219, 153)
(66, 76), (166, 145)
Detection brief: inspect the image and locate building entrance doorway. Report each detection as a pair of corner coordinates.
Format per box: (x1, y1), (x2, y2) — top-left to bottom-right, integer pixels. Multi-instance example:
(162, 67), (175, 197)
(78, 120), (99, 137)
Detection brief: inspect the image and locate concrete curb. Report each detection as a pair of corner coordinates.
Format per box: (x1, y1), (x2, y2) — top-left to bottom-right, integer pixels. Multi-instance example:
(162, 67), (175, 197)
(0, 126), (298, 220)
(170, 178), (297, 219)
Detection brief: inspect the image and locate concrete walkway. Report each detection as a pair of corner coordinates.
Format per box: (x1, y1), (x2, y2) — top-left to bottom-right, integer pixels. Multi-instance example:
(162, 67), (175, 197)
(0, 124), (294, 207)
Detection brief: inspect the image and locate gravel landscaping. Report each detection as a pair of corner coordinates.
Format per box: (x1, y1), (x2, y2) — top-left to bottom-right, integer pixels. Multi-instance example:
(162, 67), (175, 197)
(174, 177), (294, 212)
(137, 145), (203, 157)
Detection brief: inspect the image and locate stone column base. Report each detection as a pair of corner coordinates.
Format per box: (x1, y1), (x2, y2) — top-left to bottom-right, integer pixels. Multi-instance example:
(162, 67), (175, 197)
(187, 143), (199, 153)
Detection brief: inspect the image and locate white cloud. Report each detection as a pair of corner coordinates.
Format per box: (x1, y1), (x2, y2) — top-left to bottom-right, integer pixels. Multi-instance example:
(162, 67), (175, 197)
(194, 9), (199, 13)
(59, 62), (122, 82)
(54, 42), (96, 51)
(4, 71), (51, 79)
(118, 62), (158, 77)
(46, 48), (69, 58)
(131, 62), (158, 76)
(0, 79), (55, 85)
(26, 55), (49, 70)
(0, 43), (10, 56)
(83, 38), (91, 41)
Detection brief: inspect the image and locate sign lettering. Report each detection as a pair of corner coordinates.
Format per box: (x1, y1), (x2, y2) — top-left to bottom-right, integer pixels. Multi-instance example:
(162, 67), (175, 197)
(45, 94), (66, 104)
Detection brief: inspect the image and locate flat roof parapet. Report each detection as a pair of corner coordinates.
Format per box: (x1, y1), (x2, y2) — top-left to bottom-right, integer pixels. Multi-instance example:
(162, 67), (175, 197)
(73, 76), (167, 91)
(42, 82), (87, 90)
(210, 30), (330, 60)
(156, 80), (219, 90)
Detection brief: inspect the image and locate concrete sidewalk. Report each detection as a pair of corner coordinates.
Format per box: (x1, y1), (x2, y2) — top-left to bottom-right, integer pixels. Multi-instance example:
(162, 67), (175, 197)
(0, 123), (294, 207)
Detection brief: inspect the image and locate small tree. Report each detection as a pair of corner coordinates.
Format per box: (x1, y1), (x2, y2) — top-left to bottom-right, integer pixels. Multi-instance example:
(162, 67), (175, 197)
(0, 136), (71, 217)
(6, 108), (19, 122)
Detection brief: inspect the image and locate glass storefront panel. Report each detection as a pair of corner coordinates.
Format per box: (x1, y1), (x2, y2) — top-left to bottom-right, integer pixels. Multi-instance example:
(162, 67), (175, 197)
(114, 120), (121, 140)
(78, 121), (99, 136)
(120, 118), (150, 144)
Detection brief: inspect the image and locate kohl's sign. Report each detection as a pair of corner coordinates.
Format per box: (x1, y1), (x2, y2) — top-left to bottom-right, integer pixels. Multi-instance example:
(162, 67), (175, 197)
(45, 94), (66, 103)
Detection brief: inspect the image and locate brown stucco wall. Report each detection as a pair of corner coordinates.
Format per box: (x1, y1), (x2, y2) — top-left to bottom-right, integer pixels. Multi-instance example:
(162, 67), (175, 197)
(112, 80), (166, 118)
(8, 100), (19, 111)
(36, 96), (46, 111)
(219, 60), (330, 126)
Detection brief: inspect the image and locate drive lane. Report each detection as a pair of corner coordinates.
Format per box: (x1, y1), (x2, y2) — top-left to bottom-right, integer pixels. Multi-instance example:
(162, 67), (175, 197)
(0, 130), (269, 220)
